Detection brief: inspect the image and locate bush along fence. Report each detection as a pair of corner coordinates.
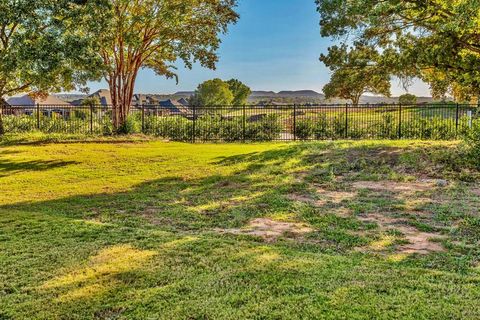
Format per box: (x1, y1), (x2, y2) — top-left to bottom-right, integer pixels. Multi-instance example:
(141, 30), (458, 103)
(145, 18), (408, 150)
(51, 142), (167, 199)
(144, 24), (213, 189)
(1, 103), (478, 142)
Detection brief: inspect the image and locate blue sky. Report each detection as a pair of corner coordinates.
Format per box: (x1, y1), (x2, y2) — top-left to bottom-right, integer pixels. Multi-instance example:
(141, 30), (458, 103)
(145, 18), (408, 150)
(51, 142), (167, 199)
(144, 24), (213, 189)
(85, 0), (430, 96)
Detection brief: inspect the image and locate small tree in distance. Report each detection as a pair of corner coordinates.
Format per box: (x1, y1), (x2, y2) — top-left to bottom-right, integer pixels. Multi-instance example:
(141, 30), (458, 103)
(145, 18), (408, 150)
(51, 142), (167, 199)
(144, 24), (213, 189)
(320, 45), (391, 105)
(398, 94), (417, 105)
(226, 79), (251, 105)
(190, 79), (234, 107)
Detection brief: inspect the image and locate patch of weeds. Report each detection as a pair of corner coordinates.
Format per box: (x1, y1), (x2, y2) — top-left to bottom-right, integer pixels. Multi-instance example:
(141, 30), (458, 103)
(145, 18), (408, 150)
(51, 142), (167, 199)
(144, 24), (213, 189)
(408, 220), (438, 233)
(455, 217), (480, 243)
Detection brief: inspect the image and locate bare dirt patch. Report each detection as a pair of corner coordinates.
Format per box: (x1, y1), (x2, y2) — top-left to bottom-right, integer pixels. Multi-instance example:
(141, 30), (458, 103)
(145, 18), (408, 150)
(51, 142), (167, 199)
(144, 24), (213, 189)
(352, 180), (436, 194)
(357, 213), (445, 255)
(396, 225), (445, 254)
(219, 218), (313, 242)
(288, 188), (356, 207)
(315, 187), (357, 204)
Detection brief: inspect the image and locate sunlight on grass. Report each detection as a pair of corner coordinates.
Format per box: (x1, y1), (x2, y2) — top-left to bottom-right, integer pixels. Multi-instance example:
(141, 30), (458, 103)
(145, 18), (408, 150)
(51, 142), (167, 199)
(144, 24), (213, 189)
(42, 245), (157, 301)
(160, 236), (199, 249)
(2, 138), (480, 318)
(367, 235), (396, 251)
(387, 253), (409, 263)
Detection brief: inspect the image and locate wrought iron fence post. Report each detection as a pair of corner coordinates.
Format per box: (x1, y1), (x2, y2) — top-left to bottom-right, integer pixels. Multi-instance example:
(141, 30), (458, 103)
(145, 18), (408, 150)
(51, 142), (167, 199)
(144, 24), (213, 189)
(192, 105), (196, 143)
(89, 103), (94, 134)
(345, 103), (348, 139)
(36, 103), (40, 130)
(293, 104), (297, 141)
(398, 103), (402, 139)
(141, 104), (145, 133)
(455, 103), (460, 137)
(242, 104), (246, 143)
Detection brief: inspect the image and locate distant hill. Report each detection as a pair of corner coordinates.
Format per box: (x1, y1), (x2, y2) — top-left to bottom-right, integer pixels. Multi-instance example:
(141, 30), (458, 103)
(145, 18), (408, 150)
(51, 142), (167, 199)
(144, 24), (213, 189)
(250, 90), (324, 98)
(55, 90), (444, 106)
(174, 91), (195, 98)
(327, 95), (446, 104)
(277, 90), (324, 98)
(250, 91), (277, 97)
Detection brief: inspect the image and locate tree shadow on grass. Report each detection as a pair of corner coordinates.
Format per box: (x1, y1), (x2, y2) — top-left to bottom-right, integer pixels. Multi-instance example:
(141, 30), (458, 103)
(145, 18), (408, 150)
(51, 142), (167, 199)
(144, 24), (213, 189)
(2, 142), (480, 318)
(1, 141), (474, 260)
(0, 159), (79, 177)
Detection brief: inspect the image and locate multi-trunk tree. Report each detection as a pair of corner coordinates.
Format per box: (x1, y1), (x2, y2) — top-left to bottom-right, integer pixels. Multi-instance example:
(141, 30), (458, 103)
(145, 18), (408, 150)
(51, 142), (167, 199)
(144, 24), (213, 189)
(0, 0), (107, 134)
(97, 0), (239, 132)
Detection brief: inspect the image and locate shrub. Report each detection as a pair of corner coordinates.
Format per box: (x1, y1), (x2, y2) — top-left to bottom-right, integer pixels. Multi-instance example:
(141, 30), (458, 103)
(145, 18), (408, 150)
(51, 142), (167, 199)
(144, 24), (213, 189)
(377, 113), (398, 139)
(314, 114), (330, 139)
(295, 119), (315, 140)
(332, 113), (346, 139)
(465, 120), (480, 167)
(3, 115), (36, 133)
(146, 116), (192, 141)
(246, 114), (281, 141)
(116, 115), (140, 134)
(219, 118), (243, 142)
(195, 115), (223, 141)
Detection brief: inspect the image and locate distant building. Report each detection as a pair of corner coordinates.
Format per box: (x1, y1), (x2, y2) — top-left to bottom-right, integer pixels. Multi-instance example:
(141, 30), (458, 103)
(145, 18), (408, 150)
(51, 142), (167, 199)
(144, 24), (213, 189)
(132, 94), (160, 106)
(157, 99), (190, 115)
(6, 93), (71, 116)
(71, 89), (112, 106)
(7, 93), (68, 106)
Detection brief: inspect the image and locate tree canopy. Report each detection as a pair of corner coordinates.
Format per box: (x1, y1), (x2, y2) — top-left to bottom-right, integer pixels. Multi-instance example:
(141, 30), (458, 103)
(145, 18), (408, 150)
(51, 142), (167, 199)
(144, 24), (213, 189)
(191, 78), (234, 106)
(321, 45), (391, 105)
(316, 0), (480, 99)
(0, 0), (107, 133)
(398, 93), (417, 105)
(226, 79), (251, 105)
(96, 0), (239, 131)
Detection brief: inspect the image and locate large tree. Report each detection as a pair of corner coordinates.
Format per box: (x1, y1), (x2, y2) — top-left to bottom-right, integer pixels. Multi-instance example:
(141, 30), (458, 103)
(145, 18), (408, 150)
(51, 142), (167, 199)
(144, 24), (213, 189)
(0, 0), (106, 134)
(316, 0), (480, 99)
(321, 45), (391, 105)
(97, 0), (238, 132)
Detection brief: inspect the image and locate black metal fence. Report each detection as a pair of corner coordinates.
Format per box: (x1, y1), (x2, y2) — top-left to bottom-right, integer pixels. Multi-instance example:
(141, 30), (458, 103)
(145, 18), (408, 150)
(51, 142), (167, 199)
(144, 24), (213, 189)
(1, 103), (478, 141)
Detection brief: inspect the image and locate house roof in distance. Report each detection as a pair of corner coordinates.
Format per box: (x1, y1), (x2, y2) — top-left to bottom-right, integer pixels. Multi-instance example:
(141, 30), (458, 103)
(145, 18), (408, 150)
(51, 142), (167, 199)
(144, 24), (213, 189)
(89, 89), (112, 106)
(7, 93), (68, 106)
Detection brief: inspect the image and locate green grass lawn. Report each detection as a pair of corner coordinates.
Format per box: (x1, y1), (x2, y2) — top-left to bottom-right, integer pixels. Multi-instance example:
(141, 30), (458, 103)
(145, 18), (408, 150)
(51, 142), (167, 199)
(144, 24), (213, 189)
(1, 135), (480, 319)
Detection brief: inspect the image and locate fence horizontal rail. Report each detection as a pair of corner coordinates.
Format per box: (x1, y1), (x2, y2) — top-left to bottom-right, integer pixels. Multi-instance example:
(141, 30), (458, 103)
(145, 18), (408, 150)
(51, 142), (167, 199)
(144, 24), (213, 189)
(1, 103), (478, 142)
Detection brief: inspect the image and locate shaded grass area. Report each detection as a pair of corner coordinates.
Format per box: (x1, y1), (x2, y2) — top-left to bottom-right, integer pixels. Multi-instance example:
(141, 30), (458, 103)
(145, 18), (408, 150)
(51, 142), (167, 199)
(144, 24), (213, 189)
(1, 137), (480, 319)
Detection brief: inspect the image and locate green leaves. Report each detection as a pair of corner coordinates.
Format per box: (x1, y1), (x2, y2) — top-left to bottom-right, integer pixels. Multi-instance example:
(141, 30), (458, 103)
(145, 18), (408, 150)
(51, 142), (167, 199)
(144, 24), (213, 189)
(317, 0), (480, 100)
(190, 78), (251, 106)
(226, 79), (251, 106)
(320, 45), (391, 105)
(191, 78), (235, 107)
(0, 0), (108, 97)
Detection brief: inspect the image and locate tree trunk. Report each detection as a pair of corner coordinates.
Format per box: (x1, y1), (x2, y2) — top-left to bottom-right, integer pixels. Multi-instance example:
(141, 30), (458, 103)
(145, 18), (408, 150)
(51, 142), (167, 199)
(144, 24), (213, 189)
(107, 69), (138, 133)
(0, 110), (4, 136)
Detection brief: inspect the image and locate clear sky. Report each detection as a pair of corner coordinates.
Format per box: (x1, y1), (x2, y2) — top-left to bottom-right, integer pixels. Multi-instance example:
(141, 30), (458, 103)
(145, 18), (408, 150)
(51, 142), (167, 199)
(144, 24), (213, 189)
(85, 0), (431, 96)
